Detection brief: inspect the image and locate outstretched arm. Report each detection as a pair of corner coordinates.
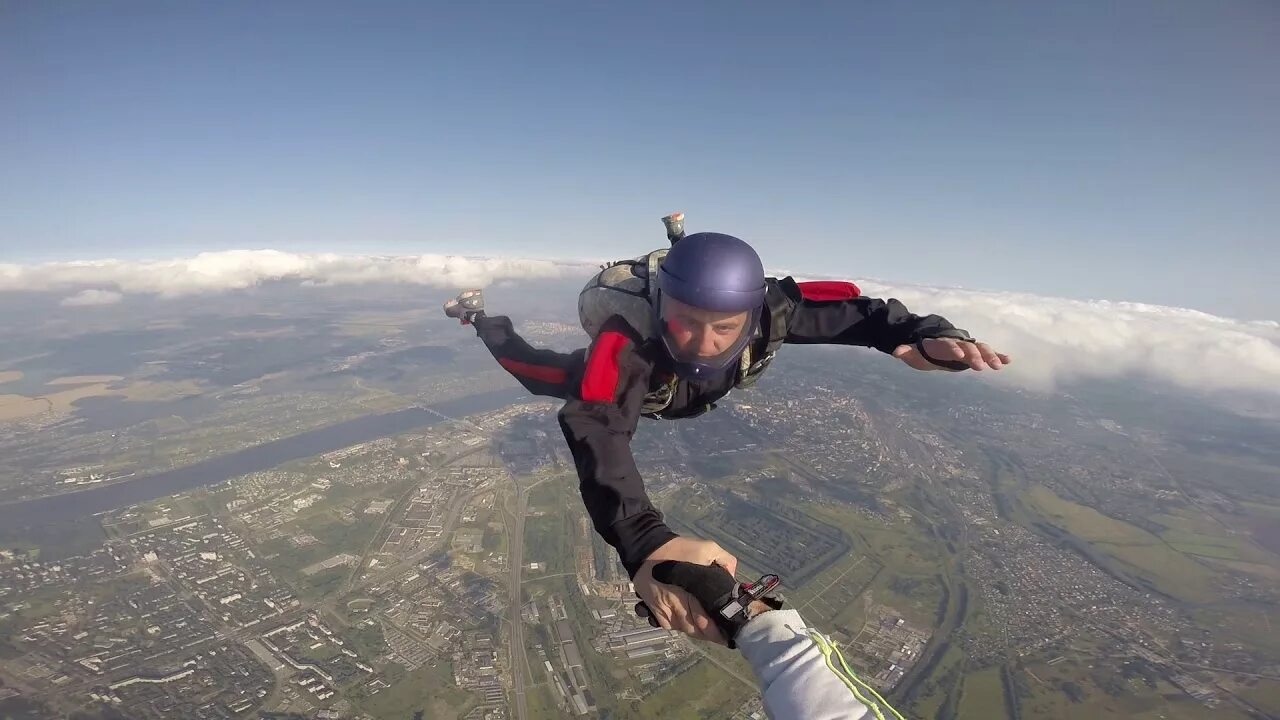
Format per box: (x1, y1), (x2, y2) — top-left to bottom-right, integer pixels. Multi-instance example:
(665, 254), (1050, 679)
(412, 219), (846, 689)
(774, 277), (1009, 371)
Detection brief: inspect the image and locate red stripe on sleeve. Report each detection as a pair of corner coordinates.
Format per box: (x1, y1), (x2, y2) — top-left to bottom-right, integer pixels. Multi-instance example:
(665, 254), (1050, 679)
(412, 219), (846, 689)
(798, 280), (861, 301)
(498, 358), (568, 385)
(580, 331), (629, 403)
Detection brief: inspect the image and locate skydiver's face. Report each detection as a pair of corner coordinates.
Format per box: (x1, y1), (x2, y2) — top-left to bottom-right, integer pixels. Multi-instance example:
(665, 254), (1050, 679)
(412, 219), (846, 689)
(660, 296), (751, 359)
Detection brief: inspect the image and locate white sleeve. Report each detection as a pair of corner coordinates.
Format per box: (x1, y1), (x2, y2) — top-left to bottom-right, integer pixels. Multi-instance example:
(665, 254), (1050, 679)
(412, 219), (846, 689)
(735, 609), (874, 720)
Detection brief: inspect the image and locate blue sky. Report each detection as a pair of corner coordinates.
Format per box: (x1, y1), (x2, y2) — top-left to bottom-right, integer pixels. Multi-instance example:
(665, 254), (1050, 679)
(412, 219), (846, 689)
(2, 1), (1277, 318)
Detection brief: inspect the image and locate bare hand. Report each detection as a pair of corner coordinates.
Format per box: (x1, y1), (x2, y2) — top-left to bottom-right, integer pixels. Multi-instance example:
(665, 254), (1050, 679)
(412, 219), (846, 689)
(893, 338), (1011, 372)
(633, 537), (738, 645)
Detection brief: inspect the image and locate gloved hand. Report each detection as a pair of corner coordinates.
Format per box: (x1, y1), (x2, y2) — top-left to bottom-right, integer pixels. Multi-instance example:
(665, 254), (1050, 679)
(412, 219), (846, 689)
(638, 561), (782, 649)
(632, 538), (739, 645)
(893, 337), (1011, 372)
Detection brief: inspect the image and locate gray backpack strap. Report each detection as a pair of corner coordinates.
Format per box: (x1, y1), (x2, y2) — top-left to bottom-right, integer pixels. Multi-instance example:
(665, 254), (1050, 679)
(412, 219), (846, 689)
(762, 279), (792, 355)
(645, 249), (669, 301)
(736, 280), (793, 389)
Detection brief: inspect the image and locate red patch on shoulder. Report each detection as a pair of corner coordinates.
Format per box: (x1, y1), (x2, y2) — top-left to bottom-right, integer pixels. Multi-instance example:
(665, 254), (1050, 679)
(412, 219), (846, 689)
(798, 281), (861, 301)
(580, 331), (629, 403)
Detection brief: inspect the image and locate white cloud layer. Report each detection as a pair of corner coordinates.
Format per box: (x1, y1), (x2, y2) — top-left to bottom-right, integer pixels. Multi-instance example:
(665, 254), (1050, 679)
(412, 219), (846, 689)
(0, 250), (590, 298)
(1, 250), (1277, 399)
(59, 289), (124, 306)
(848, 278), (1280, 399)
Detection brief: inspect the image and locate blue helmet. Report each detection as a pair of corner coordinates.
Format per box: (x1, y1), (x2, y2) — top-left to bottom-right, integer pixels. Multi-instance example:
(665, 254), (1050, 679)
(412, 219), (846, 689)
(655, 232), (766, 380)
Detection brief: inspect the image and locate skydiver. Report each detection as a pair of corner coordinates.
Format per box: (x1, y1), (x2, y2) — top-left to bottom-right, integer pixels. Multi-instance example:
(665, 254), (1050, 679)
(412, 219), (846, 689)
(443, 213), (1011, 645)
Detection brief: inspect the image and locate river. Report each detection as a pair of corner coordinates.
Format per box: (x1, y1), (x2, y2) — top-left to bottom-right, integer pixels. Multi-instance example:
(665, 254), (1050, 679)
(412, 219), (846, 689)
(0, 388), (526, 528)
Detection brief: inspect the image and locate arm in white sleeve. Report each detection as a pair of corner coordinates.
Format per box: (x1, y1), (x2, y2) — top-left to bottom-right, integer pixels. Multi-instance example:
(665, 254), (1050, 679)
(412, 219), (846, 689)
(736, 609), (890, 720)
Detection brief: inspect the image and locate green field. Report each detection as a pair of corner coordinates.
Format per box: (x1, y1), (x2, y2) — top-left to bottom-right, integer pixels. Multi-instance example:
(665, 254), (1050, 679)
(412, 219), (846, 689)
(958, 667), (1008, 720)
(0, 696), (57, 720)
(1242, 501), (1280, 519)
(354, 660), (475, 720)
(1151, 511), (1280, 568)
(1204, 557), (1280, 581)
(802, 502), (943, 577)
(1236, 677), (1280, 717)
(256, 500), (385, 584)
(627, 658), (748, 720)
(1191, 606), (1280, 657)
(905, 641), (964, 719)
(523, 508), (576, 576)
(863, 574), (944, 631)
(525, 682), (565, 720)
(482, 520), (508, 555)
(526, 476), (563, 512)
(1024, 485), (1219, 603)
(1165, 541), (1241, 560)
(296, 565), (347, 599)
(0, 586), (67, 657)
(344, 619), (387, 659)
(784, 548), (881, 630)
(799, 501), (946, 631)
(1017, 674), (1257, 720)
(1027, 486), (1162, 544)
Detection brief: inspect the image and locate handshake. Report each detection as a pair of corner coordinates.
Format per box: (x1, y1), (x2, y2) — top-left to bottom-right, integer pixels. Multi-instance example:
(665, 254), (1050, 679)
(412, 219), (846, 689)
(630, 537), (888, 720)
(632, 537), (780, 647)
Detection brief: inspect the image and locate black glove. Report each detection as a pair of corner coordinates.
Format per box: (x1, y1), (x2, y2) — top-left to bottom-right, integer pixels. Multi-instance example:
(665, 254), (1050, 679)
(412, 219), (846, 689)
(639, 561), (781, 649)
(915, 335), (976, 372)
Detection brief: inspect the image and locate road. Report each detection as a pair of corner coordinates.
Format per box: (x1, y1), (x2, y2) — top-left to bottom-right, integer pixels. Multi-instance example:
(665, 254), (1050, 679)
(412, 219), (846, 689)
(506, 488), (528, 720)
(504, 478), (538, 720)
(502, 474), (553, 720)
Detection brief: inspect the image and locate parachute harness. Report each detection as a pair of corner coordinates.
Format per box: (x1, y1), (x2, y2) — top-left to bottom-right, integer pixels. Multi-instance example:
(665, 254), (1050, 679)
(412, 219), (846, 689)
(790, 625), (908, 720)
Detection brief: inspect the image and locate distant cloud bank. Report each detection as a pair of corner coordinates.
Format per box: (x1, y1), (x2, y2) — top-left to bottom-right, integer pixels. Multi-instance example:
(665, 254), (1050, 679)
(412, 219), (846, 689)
(0, 249), (591, 298)
(2, 250), (1277, 398)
